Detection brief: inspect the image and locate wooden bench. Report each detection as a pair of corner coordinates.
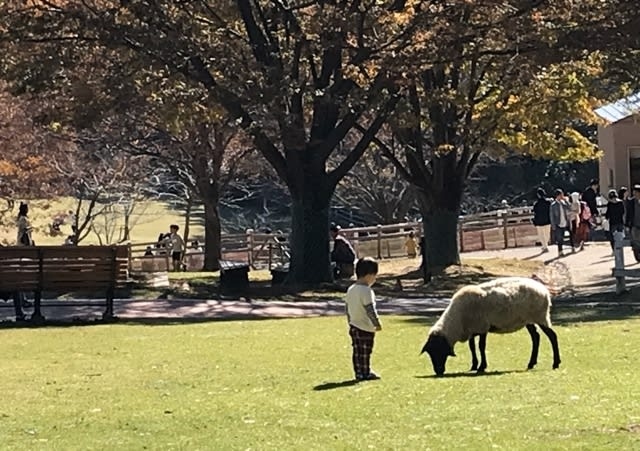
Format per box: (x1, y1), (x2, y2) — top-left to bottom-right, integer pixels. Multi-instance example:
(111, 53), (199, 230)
(0, 246), (129, 321)
(218, 259), (250, 290)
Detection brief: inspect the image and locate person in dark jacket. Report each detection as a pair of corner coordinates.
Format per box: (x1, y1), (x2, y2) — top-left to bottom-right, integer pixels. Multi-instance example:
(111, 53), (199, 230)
(581, 178), (600, 217)
(550, 188), (573, 256)
(604, 189), (625, 251)
(330, 224), (356, 279)
(532, 188), (551, 252)
(626, 185), (640, 262)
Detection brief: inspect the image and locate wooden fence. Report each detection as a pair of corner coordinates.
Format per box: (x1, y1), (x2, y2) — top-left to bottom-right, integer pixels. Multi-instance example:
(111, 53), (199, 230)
(613, 232), (640, 294)
(128, 231), (290, 272)
(127, 208), (539, 272)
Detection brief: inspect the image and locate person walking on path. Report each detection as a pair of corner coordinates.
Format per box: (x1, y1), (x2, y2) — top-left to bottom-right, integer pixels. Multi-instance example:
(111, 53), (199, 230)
(604, 189), (625, 253)
(550, 189), (573, 257)
(344, 257), (382, 382)
(568, 192), (582, 250)
(532, 188), (551, 253)
(625, 185), (640, 263)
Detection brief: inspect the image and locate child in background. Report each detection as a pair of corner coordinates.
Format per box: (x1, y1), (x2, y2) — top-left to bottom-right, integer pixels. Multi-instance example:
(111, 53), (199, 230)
(163, 224), (185, 272)
(344, 257), (382, 381)
(405, 231), (418, 258)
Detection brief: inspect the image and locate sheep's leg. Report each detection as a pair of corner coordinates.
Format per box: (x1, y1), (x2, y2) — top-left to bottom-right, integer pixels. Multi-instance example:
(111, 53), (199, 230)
(469, 336), (479, 371)
(539, 325), (561, 369)
(477, 334), (487, 373)
(526, 324), (540, 370)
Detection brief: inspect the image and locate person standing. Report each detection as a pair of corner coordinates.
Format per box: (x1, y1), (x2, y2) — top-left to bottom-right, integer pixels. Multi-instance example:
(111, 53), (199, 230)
(550, 189), (572, 256)
(532, 188), (551, 253)
(405, 231), (418, 258)
(604, 190), (625, 253)
(163, 224), (185, 272)
(626, 185), (640, 263)
(581, 178), (600, 218)
(344, 257), (382, 381)
(17, 202), (34, 246)
(14, 202), (35, 320)
(568, 192), (581, 249)
(330, 224), (356, 279)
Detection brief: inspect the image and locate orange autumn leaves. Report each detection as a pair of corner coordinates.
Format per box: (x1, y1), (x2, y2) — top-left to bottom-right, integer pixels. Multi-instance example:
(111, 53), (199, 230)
(0, 86), (61, 200)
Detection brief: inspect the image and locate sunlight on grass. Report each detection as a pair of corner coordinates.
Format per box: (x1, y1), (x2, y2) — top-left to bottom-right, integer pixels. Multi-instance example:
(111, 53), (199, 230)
(1, 316), (639, 449)
(0, 197), (201, 246)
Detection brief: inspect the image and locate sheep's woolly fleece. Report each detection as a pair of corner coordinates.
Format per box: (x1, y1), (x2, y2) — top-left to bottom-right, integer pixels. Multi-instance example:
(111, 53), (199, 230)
(429, 277), (552, 347)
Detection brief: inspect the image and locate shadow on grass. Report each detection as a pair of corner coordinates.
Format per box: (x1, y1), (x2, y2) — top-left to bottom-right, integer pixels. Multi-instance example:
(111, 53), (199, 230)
(415, 369), (526, 379)
(313, 380), (360, 391)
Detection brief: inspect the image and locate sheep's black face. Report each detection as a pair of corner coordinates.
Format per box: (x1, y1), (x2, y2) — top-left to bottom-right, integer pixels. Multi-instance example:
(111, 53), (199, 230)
(421, 334), (455, 376)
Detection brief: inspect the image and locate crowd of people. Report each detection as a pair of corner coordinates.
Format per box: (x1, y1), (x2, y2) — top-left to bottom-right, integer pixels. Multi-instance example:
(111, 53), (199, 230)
(532, 179), (640, 262)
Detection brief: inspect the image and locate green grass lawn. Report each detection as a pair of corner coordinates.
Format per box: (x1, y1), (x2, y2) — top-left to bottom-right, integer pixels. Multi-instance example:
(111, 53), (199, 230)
(0, 197), (201, 246)
(1, 315), (639, 450)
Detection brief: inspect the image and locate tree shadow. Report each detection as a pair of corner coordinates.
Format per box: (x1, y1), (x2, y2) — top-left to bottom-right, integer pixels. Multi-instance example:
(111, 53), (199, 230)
(313, 379), (360, 391)
(415, 369), (526, 379)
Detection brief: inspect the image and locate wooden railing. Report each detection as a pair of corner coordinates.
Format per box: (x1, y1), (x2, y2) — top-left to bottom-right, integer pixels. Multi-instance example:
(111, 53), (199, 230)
(126, 208), (540, 272)
(127, 231), (290, 272)
(613, 232), (640, 294)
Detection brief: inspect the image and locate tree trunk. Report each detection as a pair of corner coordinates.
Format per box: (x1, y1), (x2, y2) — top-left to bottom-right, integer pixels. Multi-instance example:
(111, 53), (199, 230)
(202, 197), (221, 271)
(183, 196), (193, 247)
(287, 188), (333, 284)
(418, 193), (462, 271)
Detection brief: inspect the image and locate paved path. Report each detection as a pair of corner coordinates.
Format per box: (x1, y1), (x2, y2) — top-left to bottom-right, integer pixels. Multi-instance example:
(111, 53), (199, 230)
(466, 242), (639, 294)
(1, 243), (637, 324)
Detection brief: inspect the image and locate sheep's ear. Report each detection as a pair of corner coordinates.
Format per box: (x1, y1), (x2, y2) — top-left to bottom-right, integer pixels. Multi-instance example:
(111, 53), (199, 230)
(420, 340), (431, 355)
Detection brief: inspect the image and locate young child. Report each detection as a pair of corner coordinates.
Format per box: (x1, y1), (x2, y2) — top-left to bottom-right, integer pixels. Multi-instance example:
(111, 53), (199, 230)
(405, 231), (418, 258)
(163, 224), (185, 272)
(344, 257), (382, 381)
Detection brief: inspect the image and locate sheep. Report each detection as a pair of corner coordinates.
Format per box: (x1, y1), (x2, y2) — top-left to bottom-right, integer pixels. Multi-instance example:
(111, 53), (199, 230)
(420, 277), (561, 376)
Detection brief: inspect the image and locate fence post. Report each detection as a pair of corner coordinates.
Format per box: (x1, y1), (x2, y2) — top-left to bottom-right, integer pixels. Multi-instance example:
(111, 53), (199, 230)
(458, 222), (464, 253)
(376, 225), (382, 259)
(502, 212), (509, 249)
(246, 229), (254, 267)
(353, 230), (360, 258)
(614, 231), (626, 295)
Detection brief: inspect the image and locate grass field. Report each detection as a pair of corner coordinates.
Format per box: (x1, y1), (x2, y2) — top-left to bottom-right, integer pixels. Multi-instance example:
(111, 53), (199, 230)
(2, 315), (639, 449)
(0, 198), (201, 246)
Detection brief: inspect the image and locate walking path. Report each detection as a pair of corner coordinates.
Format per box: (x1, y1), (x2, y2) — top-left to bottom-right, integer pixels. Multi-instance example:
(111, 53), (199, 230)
(1, 243), (637, 324)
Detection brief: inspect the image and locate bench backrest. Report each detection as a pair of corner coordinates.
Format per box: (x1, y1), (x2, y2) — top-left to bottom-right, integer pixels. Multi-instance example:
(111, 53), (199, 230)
(0, 246), (129, 292)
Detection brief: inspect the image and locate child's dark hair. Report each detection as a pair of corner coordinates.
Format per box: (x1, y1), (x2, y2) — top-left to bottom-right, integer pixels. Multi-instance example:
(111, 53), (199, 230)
(356, 257), (378, 278)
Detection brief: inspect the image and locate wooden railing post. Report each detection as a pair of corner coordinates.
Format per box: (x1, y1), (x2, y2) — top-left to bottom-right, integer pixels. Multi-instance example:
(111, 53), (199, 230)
(353, 230), (360, 258)
(246, 229), (254, 267)
(376, 225), (382, 259)
(458, 222), (464, 253)
(502, 212), (509, 249)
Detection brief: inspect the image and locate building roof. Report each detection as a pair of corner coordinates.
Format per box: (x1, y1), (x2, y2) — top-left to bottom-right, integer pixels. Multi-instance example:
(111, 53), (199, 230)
(594, 92), (640, 123)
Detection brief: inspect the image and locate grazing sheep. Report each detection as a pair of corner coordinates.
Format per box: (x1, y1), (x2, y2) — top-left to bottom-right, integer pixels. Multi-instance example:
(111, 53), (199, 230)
(420, 277), (561, 376)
